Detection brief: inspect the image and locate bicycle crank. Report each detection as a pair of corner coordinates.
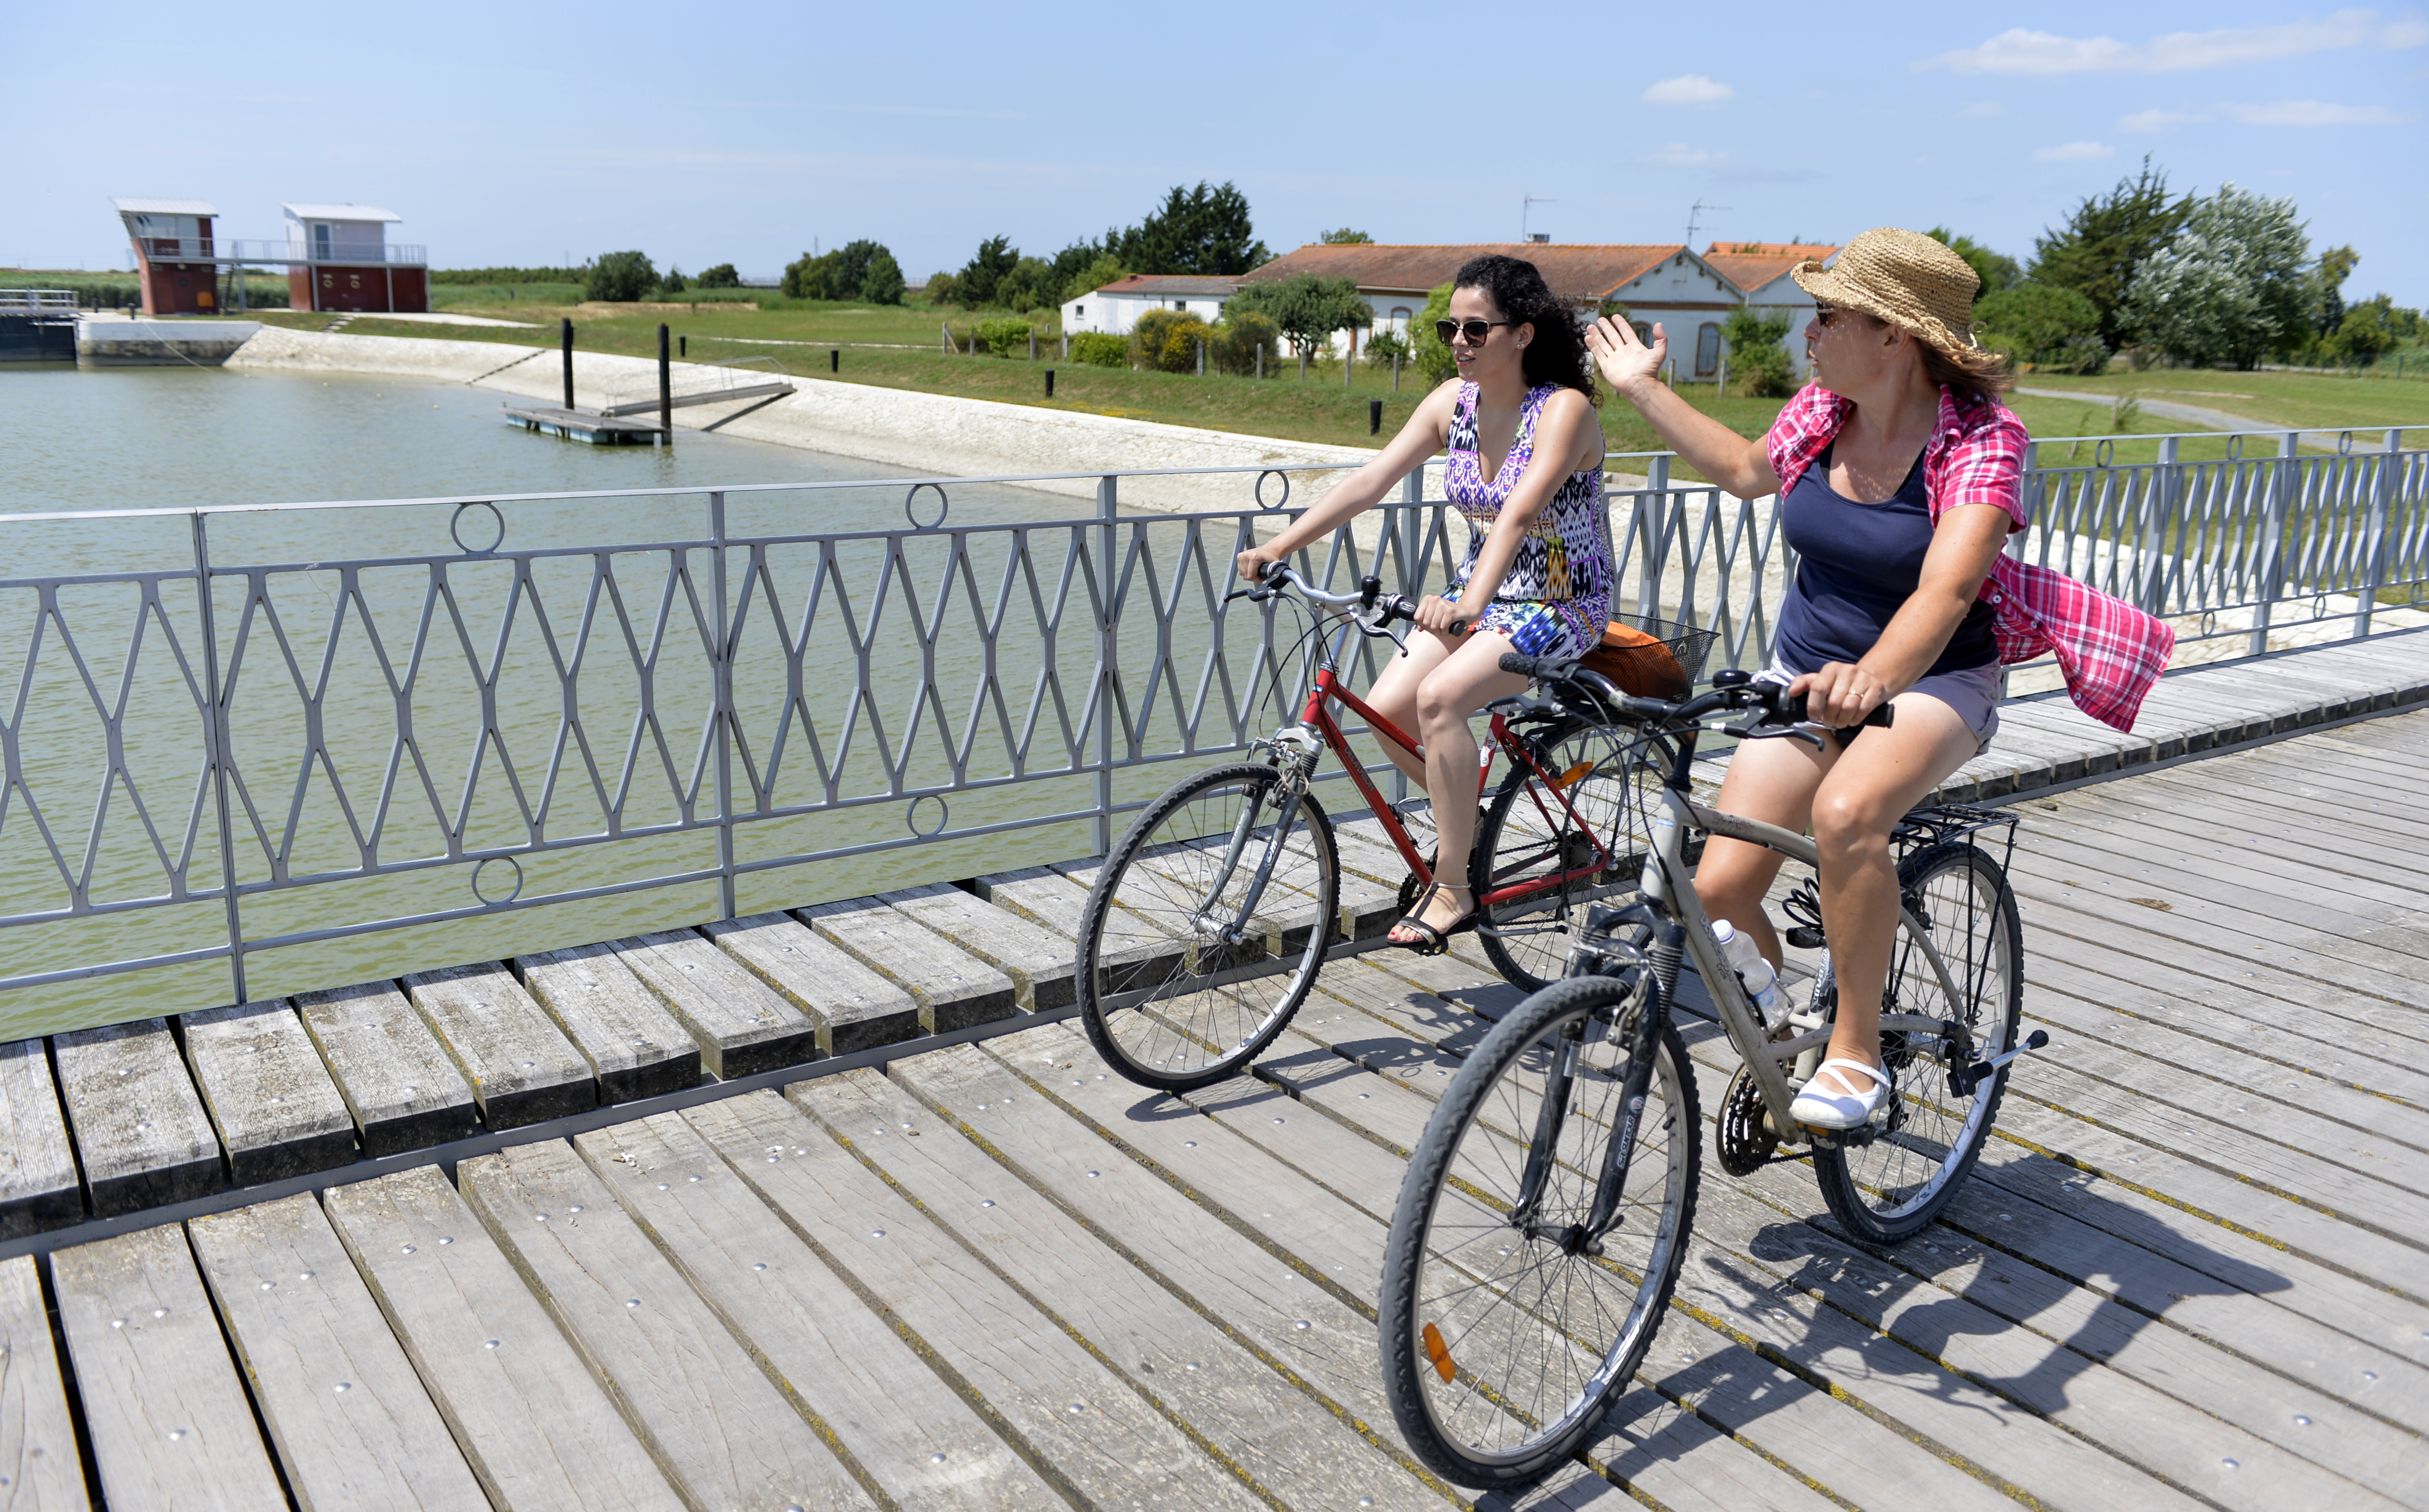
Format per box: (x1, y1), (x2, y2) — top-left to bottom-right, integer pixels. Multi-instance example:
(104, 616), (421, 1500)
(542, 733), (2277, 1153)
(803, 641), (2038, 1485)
(1715, 1063), (1779, 1176)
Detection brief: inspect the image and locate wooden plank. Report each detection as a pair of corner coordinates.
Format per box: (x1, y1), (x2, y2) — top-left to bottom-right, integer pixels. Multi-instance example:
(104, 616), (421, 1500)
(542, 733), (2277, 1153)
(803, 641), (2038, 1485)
(48, 1223), (285, 1509)
(513, 943), (702, 1101)
(321, 1166), (683, 1511)
(178, 1001), (357, 1185)
(292, 981), (480, 1157)
(458, 1139), (878, 1512)
(0, 1253), (90, 1508)
(2019, 803), (2429, 929)
(0, 1038), (81, 1237)
(570, 1112), (1066, 1510)
(703, 913), (922, 1056)
(52, 1018), (224, 1218)
(187, 1193), (487, 1512)
(876, 883), (1078, 1011)
(979, 863), (1189, 992)
(785, 1068), (1448, 1512)
(610, 928), (819, 1078)
(884, 1040), (1393, 1429)
(402, 962), (598, 1128)
(800, 898), (1017, 1031)
(686, 1090), (1271, 1512)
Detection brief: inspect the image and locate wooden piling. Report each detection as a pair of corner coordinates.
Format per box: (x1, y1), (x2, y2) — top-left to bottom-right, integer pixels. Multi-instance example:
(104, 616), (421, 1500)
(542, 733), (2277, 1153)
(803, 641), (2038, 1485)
(658, 324), (672, 444)
(561, 318), (574, 410)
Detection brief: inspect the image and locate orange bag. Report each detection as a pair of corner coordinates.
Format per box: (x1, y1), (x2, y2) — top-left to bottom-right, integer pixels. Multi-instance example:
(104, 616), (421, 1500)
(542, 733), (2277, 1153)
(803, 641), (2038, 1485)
(1579, 621), (1691, 700)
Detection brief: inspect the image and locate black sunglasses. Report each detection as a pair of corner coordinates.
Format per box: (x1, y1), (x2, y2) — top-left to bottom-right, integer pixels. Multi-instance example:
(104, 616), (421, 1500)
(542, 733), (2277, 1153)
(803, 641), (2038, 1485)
(1435, 317), (1510, 345)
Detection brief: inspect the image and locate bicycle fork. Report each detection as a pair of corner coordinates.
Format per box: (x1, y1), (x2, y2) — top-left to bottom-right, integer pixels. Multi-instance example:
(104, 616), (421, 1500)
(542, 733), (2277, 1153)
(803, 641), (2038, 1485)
(1511, 959), (1668, 1253)
(1192, 733), (1319, 945)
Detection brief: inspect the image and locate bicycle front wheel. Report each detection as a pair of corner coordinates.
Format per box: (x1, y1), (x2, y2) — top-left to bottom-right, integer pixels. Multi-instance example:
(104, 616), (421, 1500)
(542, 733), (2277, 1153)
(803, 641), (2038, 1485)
(1379, 972), (1700, 1490)
(1472, 721), (1661, 992)
(1813, 840), (2025, 1243)
(1075, 762), (1338, 1092)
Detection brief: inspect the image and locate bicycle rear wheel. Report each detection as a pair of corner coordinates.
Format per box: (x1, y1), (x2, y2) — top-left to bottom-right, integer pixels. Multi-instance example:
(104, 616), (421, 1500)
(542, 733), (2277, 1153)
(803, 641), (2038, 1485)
(1379, 972), (1699, 1489)
(1472, 721), (1662, 992)
(1075, 762), (1338, 1092)
(1812, 841), (2024, 1243)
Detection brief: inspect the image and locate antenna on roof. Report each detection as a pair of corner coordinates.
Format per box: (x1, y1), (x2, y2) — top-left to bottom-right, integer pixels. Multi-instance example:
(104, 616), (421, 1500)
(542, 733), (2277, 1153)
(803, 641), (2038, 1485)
(1686, 199), (1733, 248)
(1522, 193), (1556, 243)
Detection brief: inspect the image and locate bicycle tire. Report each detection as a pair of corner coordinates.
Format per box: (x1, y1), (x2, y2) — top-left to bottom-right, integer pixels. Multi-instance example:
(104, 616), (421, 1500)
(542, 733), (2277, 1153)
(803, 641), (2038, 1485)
(1472, 720), (1659, 992)
(1379, 972), (1700, 1489)
(1075, 762), (1338, 1092)
(1812, 841), (2024, 1243)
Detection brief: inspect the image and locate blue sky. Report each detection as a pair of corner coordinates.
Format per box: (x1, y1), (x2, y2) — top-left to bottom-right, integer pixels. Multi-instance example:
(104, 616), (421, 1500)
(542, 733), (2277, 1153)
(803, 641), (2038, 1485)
(7, 2), (2425, 305)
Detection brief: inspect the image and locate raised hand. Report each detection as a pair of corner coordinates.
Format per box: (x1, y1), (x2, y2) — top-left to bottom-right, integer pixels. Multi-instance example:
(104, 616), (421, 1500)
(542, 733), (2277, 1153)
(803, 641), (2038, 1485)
(1587, 316), (1666, 395)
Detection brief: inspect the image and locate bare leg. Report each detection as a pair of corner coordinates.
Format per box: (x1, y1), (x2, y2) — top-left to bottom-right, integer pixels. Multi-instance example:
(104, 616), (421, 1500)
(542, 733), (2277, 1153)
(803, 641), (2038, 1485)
(1389, 629), (1529, 942)
(1359, 630), (1453, 788)
(1806, 693), (1980, 1094)
(1692, 731), (1832, 968)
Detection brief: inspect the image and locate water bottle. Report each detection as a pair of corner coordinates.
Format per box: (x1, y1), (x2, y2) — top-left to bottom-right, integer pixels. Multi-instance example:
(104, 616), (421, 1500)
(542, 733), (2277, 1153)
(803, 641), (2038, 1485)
(1712, 919), (1786, 1023)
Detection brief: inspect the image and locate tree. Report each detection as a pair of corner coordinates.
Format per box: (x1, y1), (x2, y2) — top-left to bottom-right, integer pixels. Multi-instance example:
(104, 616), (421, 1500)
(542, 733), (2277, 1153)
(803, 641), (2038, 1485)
(1226, 273), (1372, 376)
(993, 256), (1059, 312)
(1107, 182), (1272, 275)
(1319, 228), (1373, 244)
(1925, 227), (2021, 301)
(1721, 307), (1796, 397)
(585, 250), (657, 302)
(782, 249), (837, 300)
(2122, 183), (2311, 370)
(1974, 282), (2107, 373)
(2309, 244), (2360, 340)
(696, 263), (742, 289)
(955, 235), (1021, 308)
(2331, 295), (2407, 361)
(2029, 157), (2194, 353)
(1409, 282), (1457, 383)
(1061, 253), (1128, 306)
(860, 249), (904, 305)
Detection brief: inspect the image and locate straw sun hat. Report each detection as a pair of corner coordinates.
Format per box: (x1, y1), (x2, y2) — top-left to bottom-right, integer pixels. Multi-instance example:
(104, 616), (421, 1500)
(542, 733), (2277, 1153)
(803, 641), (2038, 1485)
(1790, 228), (1981, 357)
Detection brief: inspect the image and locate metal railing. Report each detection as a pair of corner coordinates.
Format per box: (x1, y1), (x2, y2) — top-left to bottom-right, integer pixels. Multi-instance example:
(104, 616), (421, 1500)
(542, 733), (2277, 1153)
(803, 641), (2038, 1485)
(0, 430), (2419, 1027)
(0, 290), (78, 311)
(129, 239), (429, 267)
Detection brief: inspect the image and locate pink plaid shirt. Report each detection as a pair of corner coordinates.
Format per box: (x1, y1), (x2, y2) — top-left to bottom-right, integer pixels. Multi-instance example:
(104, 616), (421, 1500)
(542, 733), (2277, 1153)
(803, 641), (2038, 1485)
(1764, 383), (2174, 732)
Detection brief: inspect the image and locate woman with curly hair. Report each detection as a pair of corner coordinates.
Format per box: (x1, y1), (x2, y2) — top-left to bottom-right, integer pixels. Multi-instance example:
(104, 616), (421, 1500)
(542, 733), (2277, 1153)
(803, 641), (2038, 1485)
(1236, 254), (1610, 953)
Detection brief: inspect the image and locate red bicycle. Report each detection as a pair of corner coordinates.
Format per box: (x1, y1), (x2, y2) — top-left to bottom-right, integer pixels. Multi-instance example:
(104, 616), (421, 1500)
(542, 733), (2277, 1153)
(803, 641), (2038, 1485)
(1075, 564), (1707, 1091)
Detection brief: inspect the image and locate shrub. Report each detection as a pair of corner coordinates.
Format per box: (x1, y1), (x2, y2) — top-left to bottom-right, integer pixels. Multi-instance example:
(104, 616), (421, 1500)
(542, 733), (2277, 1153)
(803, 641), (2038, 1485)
(661, 266), (688, 294)
(696, 263), (741, 289)
(1722, 307), (1796, 398)
(1362, 329), (1410, 368)
(1070, 332), (1128, 367)
(861, 250), (904, 305)
(585, 250), (657, 303)
(1210, 311), (1279, 376)
(924, 271), (959, 305)
(1132, 308), (1212, 372)
(1411, 283), (1457, 383)
(978, 315), (1039, 357)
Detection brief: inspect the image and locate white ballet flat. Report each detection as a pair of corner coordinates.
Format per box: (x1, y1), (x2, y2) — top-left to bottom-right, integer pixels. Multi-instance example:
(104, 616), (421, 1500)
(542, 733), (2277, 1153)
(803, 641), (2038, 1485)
(1791, 1057), (1893, 1131)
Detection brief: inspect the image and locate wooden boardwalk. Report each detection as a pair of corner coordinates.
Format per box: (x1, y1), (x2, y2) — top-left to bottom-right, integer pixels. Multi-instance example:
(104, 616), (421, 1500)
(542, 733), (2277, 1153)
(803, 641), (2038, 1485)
(0, 635), (2424, 1508)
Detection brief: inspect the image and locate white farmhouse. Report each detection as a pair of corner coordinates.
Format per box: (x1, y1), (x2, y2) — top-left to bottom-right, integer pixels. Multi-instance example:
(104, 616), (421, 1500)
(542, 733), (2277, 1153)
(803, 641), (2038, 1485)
(1061, 274), (1240, 336)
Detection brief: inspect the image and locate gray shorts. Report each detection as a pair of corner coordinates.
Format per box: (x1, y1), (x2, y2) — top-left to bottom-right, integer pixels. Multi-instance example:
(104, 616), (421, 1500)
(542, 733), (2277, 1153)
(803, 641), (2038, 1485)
(1757, 658), (2003, 755)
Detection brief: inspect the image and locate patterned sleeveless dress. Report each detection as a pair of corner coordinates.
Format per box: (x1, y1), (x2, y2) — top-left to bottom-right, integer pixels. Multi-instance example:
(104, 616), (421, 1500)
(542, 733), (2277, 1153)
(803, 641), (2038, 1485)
(1444, 381), (1612, 659)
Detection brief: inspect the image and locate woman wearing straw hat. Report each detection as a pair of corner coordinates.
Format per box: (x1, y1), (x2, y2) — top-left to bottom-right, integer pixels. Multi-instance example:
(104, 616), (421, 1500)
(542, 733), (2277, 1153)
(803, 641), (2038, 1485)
(1587, 227), (2169, 1130)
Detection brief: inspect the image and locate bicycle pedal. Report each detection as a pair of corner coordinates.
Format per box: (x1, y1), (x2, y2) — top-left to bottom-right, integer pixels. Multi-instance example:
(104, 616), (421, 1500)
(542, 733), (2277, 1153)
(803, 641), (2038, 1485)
(1783, 925), (1826, 950)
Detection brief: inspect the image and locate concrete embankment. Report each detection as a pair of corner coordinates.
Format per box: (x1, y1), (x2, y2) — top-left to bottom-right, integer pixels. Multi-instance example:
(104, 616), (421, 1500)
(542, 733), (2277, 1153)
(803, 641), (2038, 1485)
(78, 318), (262, 368)
(226, 326), (1389, 513)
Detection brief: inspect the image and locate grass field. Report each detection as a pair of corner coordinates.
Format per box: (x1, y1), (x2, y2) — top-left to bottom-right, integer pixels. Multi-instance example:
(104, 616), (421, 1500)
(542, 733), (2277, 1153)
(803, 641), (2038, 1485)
(221, 291), (2429, 473)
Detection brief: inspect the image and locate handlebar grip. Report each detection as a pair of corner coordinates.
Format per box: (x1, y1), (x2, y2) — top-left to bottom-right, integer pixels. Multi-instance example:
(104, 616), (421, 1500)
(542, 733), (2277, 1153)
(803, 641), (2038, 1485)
(1258, 559), (1289, 584)
(1448, 618), (1469, 637)
(1781, 691), (1896, 729)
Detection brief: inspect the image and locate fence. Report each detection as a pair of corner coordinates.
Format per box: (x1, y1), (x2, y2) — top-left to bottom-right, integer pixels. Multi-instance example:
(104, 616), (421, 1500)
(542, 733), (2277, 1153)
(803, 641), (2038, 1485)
(0, 428), (2419, 1031)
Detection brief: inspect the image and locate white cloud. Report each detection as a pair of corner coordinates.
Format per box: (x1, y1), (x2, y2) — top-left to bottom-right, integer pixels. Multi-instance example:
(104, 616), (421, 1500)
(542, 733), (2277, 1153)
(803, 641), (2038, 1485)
(1641, 143), (1726, 168)
(2121, 98), (2417, 129)
(2033, 140), (2117, 161)
(1642, 74), (1735, 104)
(1920, 10), (2426, 74)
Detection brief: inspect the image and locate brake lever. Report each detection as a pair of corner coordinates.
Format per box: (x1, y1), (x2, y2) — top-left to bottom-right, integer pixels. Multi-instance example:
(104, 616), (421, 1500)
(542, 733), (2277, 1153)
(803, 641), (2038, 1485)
(1742, 724), (1827, 750)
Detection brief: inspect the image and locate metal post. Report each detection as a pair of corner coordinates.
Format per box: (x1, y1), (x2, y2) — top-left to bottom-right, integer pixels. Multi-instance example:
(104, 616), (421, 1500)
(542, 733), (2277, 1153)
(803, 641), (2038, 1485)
(1093, 475), (1119, 857)
(1255, 345), (1263, 380)
(561, 318), (575, 410)
(2138, 435), (2177, 616)
(1029, 331), (1038, 362)
(2354, 427), (2402, 638)
(190, 512), (248, 1003)
(1393, 470), (1426, 807)
(830, 348), (838, 374)
(1369, 399), (1383, 436)
(1637, 454), (1671, 621)
(657, 323), (672, 444)
(1392, 354), (1401, 392)
(1197, 339), (1205, 377)
(2249, 432), (2297, 655)
(679, 334), (687, 358)
(1344, 337), (1353, 388)
(710, 491), (737, 919)
(1061, 332), (1069, 360)
(1045, 369), (1055, 399)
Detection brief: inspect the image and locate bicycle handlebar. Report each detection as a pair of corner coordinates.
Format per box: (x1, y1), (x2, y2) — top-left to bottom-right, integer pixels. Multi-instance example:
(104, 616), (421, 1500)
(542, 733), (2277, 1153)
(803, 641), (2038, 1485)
(1237, 562), (1467, 637)
(1496, 652), (1896, 733)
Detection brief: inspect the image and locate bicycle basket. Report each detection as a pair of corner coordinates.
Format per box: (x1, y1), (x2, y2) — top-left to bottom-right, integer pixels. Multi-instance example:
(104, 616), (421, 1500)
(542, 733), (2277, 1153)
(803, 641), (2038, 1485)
(1578, 615), (1720, 701)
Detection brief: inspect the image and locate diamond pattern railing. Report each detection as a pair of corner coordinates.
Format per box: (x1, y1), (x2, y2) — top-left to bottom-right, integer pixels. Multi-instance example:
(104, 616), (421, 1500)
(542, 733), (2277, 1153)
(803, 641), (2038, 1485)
(0, 435), (2419, 1031)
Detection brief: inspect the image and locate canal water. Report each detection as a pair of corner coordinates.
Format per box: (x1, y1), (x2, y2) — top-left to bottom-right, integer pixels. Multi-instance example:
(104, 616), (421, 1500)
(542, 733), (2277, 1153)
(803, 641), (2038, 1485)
(0, 365), (1382, 1037)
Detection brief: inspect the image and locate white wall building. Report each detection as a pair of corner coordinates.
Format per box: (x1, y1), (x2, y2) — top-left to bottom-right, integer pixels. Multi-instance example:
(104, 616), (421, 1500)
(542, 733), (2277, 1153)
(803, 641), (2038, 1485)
(1061, 274), (1240, 336)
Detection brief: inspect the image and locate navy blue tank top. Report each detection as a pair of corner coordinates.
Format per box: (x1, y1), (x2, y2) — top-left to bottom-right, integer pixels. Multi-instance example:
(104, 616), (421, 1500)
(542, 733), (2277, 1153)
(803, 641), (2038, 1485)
(1774, 445), (1998, 677)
